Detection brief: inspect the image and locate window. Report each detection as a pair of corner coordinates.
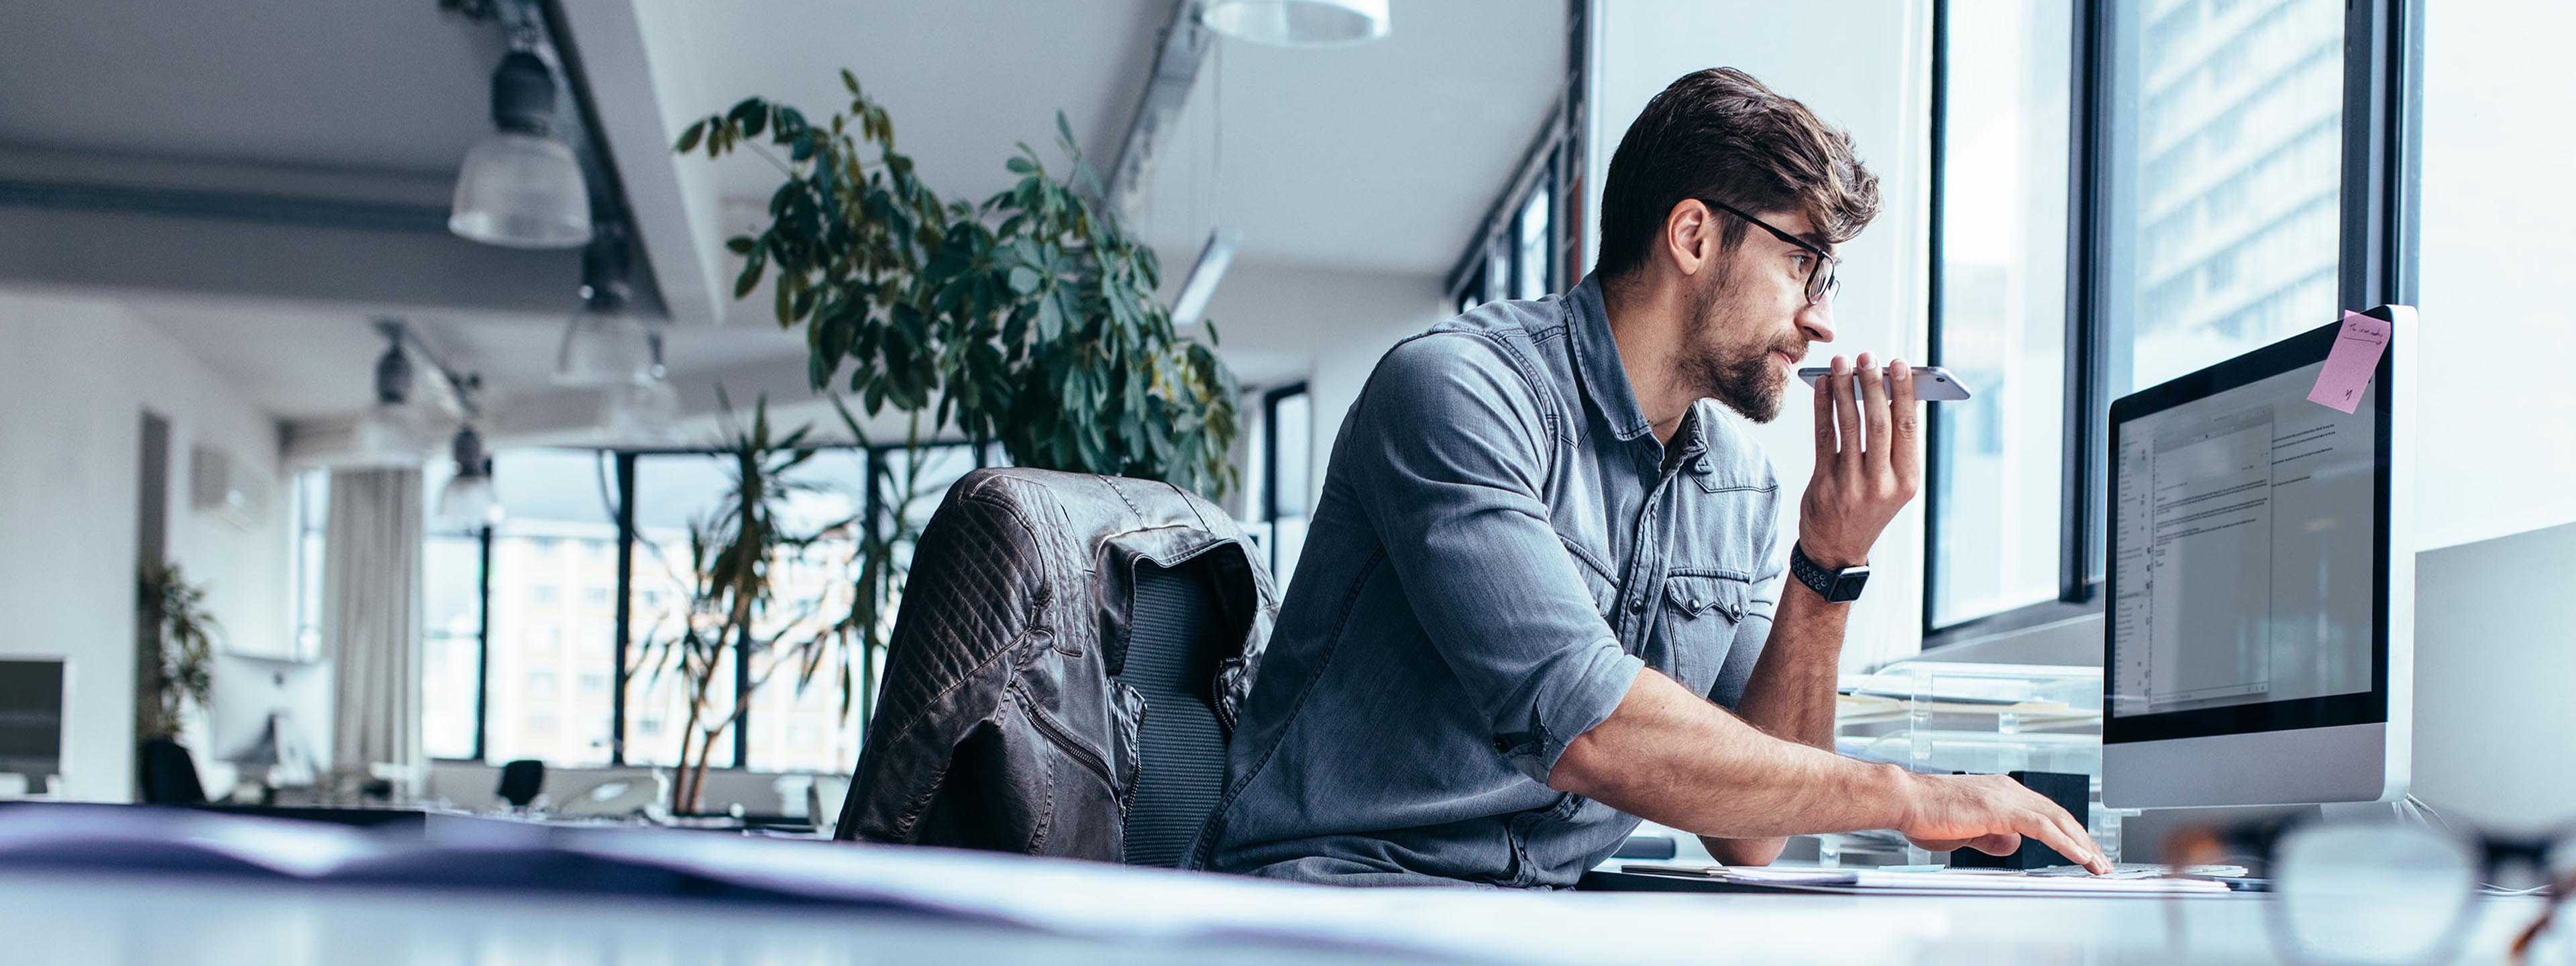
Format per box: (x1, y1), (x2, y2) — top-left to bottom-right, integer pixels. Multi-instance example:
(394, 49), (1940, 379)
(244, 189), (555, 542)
(286, 469), (328, 663)
(1260, 384), (1313, 582)
(1448, 99), (1579, 314)
(481, 450), (621, 767)
(1928, 0), (2074, 626)
(1926, 0), (2408, 637)
(432, 440), (994, 772)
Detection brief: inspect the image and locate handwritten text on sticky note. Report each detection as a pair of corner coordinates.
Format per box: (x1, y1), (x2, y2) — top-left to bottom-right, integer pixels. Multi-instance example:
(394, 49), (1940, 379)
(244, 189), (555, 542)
(2308, 311), (2392, 413)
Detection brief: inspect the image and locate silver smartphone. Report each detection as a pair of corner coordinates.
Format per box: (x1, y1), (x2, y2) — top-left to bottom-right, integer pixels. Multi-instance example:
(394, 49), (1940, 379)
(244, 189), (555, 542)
(1796, 364), (1974, 401)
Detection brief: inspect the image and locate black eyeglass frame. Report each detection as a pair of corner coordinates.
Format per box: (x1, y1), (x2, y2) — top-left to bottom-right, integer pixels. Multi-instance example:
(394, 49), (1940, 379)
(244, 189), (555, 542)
(1702, 197), (1839, 305)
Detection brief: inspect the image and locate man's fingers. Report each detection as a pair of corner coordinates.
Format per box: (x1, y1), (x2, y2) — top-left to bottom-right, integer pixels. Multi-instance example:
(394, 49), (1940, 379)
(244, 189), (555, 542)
(1831, 356), (1862, 474)
(1856, 352), (1890, 477)
(1813, 355), (1837, 464)
(1888, 358), (1921, 488)
(2026, 809), (2109, 874)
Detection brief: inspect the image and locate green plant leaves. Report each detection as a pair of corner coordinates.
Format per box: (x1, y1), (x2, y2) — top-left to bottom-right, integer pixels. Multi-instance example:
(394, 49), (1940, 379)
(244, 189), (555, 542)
(678, 68), (1242, 500)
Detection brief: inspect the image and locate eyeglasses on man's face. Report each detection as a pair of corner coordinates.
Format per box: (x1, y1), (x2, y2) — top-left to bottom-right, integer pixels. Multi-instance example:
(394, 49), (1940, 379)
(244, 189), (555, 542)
(1703, 197), (1839, 305)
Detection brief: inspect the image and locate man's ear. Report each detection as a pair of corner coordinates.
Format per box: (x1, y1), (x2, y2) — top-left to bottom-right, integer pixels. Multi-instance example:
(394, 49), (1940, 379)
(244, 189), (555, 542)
(1662, 199), (1715, 278)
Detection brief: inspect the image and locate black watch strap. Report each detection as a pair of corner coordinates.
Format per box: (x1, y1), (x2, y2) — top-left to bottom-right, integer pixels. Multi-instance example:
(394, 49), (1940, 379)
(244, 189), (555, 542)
(1789, 543), (1871, 603)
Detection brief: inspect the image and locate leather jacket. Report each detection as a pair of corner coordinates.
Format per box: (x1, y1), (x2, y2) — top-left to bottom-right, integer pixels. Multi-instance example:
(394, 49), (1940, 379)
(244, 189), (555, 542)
(836, 468), (1276, 860)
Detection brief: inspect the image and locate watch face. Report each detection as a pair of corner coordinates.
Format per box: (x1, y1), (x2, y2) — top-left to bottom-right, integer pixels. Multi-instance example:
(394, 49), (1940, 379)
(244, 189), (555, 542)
(1829, 568), (1871, 602)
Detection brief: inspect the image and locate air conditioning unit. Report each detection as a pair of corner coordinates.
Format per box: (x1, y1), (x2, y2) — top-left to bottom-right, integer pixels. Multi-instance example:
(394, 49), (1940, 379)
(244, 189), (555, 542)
(191, 445), (272, 529)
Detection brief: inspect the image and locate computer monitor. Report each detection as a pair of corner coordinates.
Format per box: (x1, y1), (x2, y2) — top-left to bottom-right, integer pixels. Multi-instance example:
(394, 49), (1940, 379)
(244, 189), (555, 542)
(0, 659), (66, 792)
(2102, 305), (2414, 809)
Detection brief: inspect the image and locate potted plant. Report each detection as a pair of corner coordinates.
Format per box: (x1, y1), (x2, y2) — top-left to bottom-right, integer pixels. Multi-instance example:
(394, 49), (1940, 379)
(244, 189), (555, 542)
(137, 564), (219, 741)
(635, 394), (855, 814)
(675, 70), (1242, 497)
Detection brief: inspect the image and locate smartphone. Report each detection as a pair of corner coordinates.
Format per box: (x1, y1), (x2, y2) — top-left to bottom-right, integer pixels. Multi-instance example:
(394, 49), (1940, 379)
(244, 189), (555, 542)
(1797, 364), (1974, 401)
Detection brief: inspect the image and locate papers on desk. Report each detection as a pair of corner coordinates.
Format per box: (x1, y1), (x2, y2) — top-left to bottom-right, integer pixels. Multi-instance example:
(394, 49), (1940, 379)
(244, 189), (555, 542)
(1621, 863), (2235, 896)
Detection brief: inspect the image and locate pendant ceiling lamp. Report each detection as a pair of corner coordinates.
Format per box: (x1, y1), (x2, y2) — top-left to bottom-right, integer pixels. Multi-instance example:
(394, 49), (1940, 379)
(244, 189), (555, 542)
(435, 423), (502, 525)
(1201, 0), (1391, 47)
(352, 321), (436, 464)
(553, 226), (654, 386)
(449, 46), (592, 249)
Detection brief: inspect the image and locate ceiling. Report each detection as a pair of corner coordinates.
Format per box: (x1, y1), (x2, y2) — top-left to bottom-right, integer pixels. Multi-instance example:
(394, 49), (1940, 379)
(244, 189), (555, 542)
(0, 0), (1565, 436)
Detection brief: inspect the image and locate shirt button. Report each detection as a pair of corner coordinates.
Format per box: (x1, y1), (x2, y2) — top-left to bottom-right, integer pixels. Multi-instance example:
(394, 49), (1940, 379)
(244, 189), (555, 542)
(1628, 596), (1647, 614)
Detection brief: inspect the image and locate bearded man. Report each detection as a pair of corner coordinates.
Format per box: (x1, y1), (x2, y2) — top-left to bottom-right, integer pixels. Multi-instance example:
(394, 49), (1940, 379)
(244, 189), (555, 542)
(1186, 67), (2109, 887)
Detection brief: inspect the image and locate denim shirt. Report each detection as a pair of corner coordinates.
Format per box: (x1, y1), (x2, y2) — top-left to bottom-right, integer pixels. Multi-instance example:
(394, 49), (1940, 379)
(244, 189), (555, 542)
(1188, 275), (1788, 888)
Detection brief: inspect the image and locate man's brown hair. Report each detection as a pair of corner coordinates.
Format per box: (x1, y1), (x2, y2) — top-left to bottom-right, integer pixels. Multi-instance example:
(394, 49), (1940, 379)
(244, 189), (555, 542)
(1595, 68), (1881, 282)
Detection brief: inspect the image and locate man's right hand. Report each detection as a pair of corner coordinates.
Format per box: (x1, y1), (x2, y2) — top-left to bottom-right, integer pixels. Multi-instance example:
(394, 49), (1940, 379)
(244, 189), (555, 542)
(1896, 771), (2112, 874)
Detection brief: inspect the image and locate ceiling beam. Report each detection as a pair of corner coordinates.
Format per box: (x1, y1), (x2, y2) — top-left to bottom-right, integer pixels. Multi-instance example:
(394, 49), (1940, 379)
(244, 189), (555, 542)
(1106, 0), (1214, 210)
(547, 0), (730, 328)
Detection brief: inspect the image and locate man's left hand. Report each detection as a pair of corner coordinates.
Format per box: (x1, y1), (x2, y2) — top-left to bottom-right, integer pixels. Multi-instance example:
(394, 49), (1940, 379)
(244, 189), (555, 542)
(1796, 352), (1920, 570)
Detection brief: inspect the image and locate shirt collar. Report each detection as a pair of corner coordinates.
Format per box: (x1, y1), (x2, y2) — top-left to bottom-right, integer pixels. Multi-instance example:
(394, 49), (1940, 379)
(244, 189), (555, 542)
(1566, 273), (1655, 442)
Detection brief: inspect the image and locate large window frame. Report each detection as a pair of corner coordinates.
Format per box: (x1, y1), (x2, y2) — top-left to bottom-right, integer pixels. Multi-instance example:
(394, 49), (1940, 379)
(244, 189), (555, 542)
(431, 439), (991, 772)
(1922, 0), (2420, 645)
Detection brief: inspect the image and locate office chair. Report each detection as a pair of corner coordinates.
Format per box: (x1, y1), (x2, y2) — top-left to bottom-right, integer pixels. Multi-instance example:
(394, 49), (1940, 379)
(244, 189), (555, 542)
(496, 759), (545, 809)
(136, 737), (207, 805)
(834, 468), (1273, 867)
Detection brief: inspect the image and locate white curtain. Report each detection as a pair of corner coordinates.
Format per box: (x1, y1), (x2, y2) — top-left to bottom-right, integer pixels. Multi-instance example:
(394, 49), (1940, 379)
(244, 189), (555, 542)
(322, 468), (423, 782)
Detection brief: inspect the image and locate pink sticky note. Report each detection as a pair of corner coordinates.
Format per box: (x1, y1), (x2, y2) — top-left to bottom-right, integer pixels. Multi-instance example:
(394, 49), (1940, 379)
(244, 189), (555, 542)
(2308, 311), (2393, 413)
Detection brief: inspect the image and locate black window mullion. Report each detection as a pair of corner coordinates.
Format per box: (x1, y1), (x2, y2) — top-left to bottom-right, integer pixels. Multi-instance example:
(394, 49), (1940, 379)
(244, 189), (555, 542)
(610, 451), (636, 765)
(1921, 0), (1949, 637)
(2339, 0), (2416, 312)
(472, 524), (493, 763)
(2060, 0), (2110, 604)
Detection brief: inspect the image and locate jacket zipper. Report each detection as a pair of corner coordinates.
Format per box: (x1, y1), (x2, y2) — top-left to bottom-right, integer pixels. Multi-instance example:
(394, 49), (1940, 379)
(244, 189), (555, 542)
(1016, 686), (1119, 788)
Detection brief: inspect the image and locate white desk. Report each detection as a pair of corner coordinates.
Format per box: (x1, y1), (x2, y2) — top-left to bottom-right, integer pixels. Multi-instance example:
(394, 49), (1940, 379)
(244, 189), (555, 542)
(0, 866), (2548, 965)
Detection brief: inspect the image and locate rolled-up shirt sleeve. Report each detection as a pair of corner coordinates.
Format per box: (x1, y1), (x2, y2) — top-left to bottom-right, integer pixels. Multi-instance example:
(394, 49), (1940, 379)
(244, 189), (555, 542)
(1342, 333), (1643, 783)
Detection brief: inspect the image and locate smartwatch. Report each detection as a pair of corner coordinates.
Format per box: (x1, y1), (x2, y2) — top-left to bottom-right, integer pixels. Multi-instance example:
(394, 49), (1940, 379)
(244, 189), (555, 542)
(1789, 543), (1870, 603)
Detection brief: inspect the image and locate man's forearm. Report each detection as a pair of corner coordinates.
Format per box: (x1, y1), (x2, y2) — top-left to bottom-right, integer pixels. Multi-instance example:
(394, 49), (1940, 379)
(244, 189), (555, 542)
(1732, 581), (1847, 749)
(1697, 578), (1849, 863)
(1550, 668), (1913, 841)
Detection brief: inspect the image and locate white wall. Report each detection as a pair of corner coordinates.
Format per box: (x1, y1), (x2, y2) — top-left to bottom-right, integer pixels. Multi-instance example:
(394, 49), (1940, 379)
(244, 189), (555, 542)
(0, 288), (295, 801)
(1588, 0), (1936, 670)
(2412, 0), (2576, 551)
(1203, 263), (1454, 515)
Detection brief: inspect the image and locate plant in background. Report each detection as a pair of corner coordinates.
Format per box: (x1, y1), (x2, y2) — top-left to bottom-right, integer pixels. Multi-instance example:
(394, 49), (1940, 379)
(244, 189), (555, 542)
(137, 564), (219, 741)
(635, 393), (846, 814)
(675, 70), (1242, 499)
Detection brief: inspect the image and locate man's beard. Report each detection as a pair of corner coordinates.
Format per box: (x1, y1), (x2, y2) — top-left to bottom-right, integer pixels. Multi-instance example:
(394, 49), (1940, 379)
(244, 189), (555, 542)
(1676, 274), (1801, 424)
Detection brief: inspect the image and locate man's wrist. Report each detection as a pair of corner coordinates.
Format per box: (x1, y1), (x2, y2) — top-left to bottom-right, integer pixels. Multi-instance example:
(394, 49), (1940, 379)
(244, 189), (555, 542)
(1796, 538), (1867, 570)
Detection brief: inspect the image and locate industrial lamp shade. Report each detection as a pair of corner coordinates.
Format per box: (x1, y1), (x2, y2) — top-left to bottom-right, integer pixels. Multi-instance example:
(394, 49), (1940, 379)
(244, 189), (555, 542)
(449, 51), (592, 250)
(436, 471), (499, 525)
(1201, 0), (1391, 46)
(553, 309), (654, 386)
(435, 425), (502, 524)
(554, 229), (652, 386)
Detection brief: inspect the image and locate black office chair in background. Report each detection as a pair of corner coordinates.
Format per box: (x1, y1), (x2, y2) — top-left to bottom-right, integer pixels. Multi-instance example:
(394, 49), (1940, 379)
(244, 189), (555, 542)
(136, 737), (207, 806)
(496, 759), (545, 809)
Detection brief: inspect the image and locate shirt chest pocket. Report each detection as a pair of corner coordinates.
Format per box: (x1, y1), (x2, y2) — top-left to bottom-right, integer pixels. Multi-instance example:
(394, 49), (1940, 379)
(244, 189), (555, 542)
(1656, 572), (1752, 696)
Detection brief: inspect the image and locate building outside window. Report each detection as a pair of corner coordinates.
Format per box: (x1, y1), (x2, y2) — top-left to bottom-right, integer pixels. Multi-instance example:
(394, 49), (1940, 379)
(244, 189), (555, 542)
(1929, 0), (2355, 631)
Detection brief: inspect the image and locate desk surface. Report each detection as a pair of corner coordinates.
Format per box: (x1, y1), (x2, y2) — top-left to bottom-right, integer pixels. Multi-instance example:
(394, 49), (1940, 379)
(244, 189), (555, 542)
(1, 869), (2548, 965)
(0, 804), (2551, 965)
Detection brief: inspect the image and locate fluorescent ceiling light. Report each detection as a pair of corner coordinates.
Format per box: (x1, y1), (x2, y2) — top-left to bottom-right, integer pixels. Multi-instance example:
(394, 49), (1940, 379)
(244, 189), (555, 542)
(1171, 227), (1242, 328)
(1201, 0), (1391, 48)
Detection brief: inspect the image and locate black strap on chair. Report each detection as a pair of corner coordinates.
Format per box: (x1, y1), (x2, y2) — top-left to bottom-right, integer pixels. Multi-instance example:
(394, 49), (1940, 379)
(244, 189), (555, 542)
(1113, 564), (1230, 868)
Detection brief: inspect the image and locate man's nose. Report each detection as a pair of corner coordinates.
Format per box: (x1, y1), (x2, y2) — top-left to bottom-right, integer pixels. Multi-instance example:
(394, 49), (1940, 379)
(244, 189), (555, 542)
(1796, 299), (1836, 344)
